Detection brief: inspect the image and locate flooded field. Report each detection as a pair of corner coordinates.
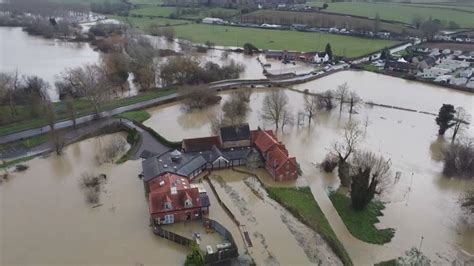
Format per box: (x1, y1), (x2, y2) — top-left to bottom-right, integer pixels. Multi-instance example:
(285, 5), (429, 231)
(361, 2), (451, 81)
(0, 134), (189, 265)
(0, 27), (100, 101)
(144, 77), (474, 264)
(294, 70), (474, 113)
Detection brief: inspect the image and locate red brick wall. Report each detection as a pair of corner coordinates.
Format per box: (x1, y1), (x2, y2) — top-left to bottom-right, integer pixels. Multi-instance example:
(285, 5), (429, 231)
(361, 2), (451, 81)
(152, 207), (202, 224)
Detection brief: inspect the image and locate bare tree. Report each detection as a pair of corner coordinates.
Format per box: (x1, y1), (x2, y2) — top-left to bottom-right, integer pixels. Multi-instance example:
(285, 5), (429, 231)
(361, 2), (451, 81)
(350, 150), (393, 210)
(460, 190), (474, 214)
(348, 91), (361, 114)
(304, 94), (318, 126)
(180, 86), (221, 111)
(222, 92), (250, 125)
(442, 138), (474, 178)
(335, 83), (349, 114)
(65, 95), (77, 128)
(57, 64), (112, 114)
(261, 90), (289, 131)
(317, 90), (334, 111)
(45, 102), (64, 155)
(281, 109), (294, 133)
(451, 107), (470, 143)
(363, 115), (370, 135)
(332, 120), (363, 164)
(0, 71), (19, 117)
(331, 120), (363, 186)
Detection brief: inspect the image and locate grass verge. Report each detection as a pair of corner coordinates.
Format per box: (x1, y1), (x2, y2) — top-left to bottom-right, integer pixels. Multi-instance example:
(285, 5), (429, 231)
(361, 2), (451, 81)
(132, 121), (182, 149)
(0, 88), (175, 137)
(116, 110), (151, 123)
(1, 155), (37, 169)
(121, 21), (399, 57)
(0, 133), (49, 150)
(266, 186), (353, 266)
(329, 191), (395, 245)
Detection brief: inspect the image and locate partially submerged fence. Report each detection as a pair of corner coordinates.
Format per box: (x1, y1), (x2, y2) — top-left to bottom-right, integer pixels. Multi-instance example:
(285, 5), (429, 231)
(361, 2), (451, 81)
(202, 218), (239, 264)
(151, 216), (239, 265)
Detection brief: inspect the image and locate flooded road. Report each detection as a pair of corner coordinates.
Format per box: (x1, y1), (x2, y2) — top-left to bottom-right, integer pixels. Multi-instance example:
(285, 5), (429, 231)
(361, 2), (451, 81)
(144, 79), (474, 264)
(0, 27), (100, 101)
(0, 134), (188, 265)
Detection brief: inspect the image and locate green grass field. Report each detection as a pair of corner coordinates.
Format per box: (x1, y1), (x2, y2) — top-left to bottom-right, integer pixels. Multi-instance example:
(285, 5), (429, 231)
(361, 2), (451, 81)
(153, 24), (399, 56)
(130, 6), (240, 20)
(113, 15), (189, 29)
(400, 3), (474, 12)
(116, 110), (150, 123)
(320, 2), (474, 28)
(266, 187), (353, 265)
(329, 192), (395, 245)
(130, 6), (176, 17)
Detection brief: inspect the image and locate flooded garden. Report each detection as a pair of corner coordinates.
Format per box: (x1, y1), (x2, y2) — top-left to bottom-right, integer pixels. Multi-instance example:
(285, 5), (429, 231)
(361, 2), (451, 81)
(143, 71), (474, 264)
(1, 19), (473, 265)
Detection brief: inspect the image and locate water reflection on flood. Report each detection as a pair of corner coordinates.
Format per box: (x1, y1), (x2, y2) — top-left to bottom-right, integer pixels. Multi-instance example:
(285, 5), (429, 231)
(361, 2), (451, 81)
(0, 27), (100, 101)
(144, 84), (474, 264)
(294, 70), (474, 114)
(0, 133), (188, 265)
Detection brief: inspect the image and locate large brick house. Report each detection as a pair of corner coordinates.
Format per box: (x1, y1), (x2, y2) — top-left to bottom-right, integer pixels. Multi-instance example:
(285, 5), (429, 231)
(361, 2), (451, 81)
(141, 124), (298, 225)
(148, 172), (210, 225)
(252, 129), (298, 181)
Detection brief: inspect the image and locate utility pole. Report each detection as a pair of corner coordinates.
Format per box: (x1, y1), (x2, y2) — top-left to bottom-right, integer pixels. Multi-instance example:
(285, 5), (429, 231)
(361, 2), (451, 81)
(418, 236), (424, 258)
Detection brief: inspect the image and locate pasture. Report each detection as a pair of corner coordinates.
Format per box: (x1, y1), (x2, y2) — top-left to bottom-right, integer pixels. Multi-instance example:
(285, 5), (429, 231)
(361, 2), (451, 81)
(165, 23), (400, 57)
(318, 2), (474, 28)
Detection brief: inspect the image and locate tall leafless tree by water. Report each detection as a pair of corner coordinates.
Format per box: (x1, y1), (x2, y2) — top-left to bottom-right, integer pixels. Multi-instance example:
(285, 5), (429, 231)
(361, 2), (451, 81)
(260, 90), (289, 131)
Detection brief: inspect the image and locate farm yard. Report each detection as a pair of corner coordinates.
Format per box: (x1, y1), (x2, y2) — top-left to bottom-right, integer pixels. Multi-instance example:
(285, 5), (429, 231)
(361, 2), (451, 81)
(314, 2), (474, 28)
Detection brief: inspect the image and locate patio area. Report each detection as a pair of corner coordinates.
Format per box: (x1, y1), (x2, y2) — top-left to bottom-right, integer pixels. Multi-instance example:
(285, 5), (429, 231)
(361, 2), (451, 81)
(162, 220), (226, 254)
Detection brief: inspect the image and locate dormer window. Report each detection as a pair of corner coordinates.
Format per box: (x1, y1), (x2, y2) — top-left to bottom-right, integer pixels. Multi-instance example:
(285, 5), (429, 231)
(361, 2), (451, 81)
(164, 202), (172, 210)
(184, 199), (192, 208)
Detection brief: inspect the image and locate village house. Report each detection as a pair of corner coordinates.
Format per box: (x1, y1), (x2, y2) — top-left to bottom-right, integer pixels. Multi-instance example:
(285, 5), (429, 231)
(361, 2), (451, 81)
(252, 130), (298, 181)
(141, 124), (299, 199)
(449, 77), (468, 86)
(410, 56), (437, 71)
(313, 52), (329, 64)
(202, 17), (226, 24)
(148, 172), (210, 225)
(264, 50), (328, 64)
(419, 67), (451, 79)
(384, 60), (415, 73)
(437, 59), (470, 72)
(434, 74), (452, 83)
(219, 124), (251, 149)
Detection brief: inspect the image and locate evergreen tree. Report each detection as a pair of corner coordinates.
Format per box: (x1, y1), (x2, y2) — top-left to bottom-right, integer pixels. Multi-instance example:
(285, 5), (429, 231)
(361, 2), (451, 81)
(325, 43), (333, 60)
(350, 168), (377, 210)
(435, 104), (456, 135)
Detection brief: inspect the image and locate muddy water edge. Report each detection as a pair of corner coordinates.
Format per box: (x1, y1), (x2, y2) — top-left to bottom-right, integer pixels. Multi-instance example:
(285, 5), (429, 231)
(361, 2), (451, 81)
(0, 133), (189, 265)
(144, 80), (474, 265)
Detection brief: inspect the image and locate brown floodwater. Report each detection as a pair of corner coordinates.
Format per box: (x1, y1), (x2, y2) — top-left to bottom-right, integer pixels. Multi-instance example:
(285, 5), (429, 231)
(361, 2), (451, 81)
(0, 27), (100, 101)
(0, 134), (190, 265)
(294, 70), (474, 114)
(208, 169), (341, 265)
(144, 76), (474, 265)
